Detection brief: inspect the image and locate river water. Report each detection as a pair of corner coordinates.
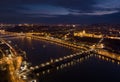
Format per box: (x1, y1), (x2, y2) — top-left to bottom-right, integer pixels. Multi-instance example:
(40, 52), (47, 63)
(3, 36), (120, 82)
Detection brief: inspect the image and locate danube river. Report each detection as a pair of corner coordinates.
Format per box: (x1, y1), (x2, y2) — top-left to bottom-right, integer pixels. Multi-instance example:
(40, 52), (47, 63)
(3, 36), (120, 82)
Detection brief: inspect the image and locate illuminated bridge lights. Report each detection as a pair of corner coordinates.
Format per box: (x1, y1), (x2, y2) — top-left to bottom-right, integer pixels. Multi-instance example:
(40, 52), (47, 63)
(63, 56), (67, 60)
(59, 57), (63, 61)
(35, 66), (39, 69)
(26, 34), (89, 51)
(40, 64), (45, 67)
(1, 33), (120, 82)
(55, 59), (59, 62)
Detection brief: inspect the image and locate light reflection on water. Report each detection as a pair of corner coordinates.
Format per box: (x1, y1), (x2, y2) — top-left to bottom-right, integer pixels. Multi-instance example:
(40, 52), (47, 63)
(7, 36), (77, 66)
(2, 36), (120, 82)
(35, 54), (93, 76)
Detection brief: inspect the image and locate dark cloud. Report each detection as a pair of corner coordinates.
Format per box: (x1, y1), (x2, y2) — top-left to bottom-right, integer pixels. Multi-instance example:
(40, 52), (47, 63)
(0, 0), (120, 24)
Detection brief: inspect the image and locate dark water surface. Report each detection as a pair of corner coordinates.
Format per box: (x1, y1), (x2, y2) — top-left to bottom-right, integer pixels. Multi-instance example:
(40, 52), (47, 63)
(5, 36), (120, 82)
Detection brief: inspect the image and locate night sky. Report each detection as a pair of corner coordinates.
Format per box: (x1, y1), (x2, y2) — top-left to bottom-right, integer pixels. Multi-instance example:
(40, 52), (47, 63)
(0, 0), (120, 24)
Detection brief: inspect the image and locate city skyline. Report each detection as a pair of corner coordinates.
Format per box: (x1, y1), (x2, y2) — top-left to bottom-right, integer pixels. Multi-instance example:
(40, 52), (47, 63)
(0, 0), (120, 24)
